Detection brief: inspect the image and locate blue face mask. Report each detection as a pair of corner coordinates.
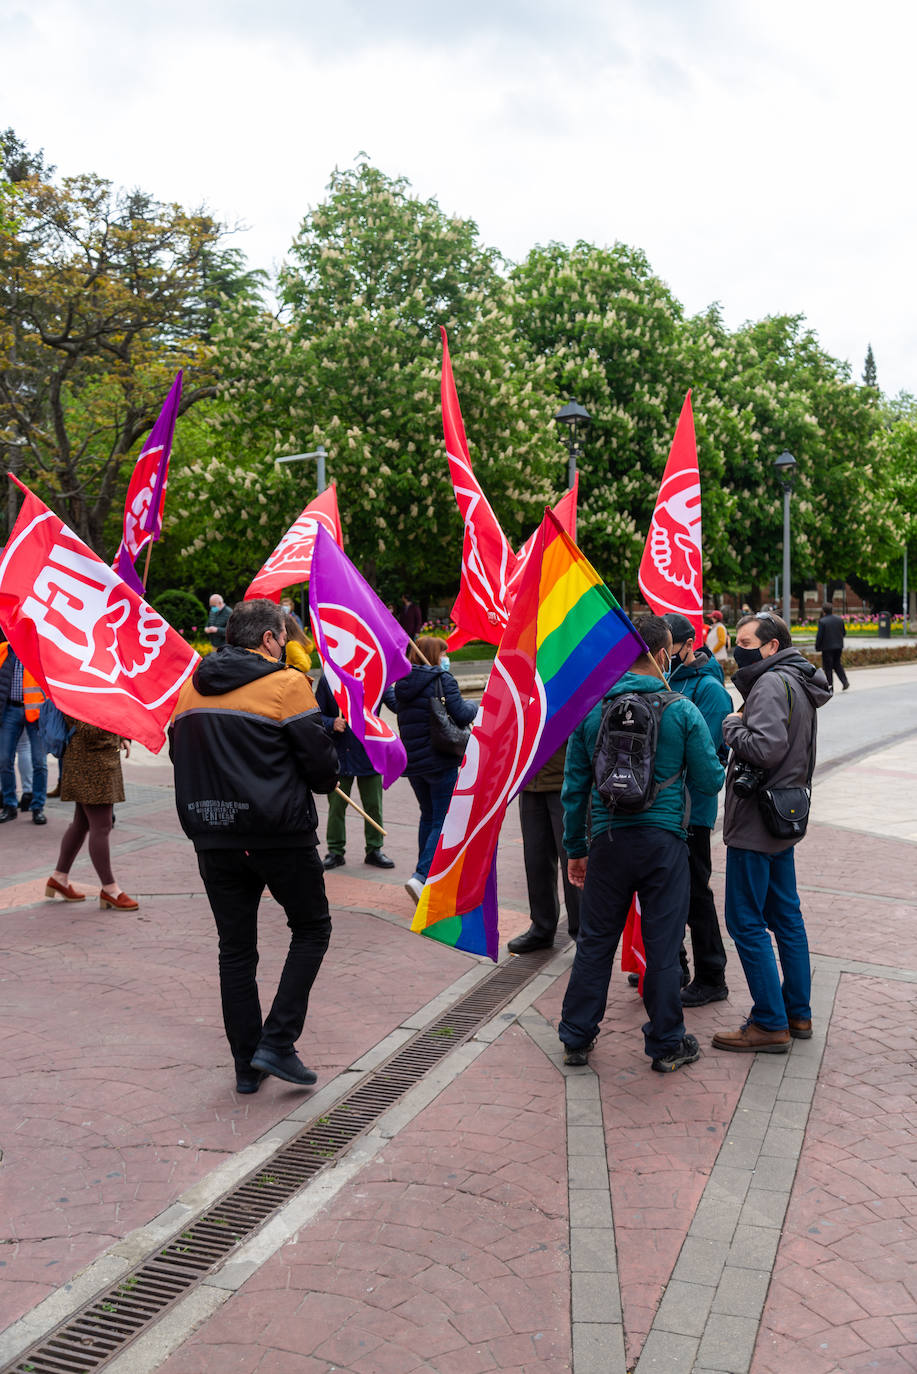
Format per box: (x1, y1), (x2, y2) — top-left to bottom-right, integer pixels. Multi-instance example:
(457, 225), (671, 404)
(440, 654), (451, 671)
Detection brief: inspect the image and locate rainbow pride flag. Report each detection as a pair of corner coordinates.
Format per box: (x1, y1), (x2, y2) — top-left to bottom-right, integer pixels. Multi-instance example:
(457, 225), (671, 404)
(412, 509), (646, 959)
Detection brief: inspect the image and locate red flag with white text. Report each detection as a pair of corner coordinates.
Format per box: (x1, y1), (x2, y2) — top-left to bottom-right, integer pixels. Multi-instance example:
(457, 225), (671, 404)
(1, 480), (198, 753)
(637, 392), (705, 644)
(112, 371), (182, 596)
(244, 485), (343, 602)
(441, 329), (516, 649)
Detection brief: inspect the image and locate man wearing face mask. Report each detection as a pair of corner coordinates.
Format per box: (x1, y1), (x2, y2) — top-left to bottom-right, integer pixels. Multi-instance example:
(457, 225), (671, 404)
(663, 613), (733, 1006)
(170, 599), (340, 1093)
(558, 616), (725, 1073)
(713, 613), (830, 1054)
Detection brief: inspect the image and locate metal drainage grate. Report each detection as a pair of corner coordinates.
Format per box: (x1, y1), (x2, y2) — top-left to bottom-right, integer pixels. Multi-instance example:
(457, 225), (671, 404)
(5, 942), (564, 1374)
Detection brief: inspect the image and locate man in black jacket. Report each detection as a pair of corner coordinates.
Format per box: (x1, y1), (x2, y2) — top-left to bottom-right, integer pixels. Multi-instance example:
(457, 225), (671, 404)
(814, 603), (849, 692)
(170, 600), (339, 1093)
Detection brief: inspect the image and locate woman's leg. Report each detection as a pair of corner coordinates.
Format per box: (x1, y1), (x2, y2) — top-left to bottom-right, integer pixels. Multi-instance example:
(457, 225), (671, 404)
(83, 804), (116, 888)
(53, 804), (90, 881)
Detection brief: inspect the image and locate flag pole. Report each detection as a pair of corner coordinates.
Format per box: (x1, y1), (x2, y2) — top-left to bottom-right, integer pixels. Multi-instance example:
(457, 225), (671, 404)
(335, 785), (386, 835)
(141, 540), (154, 590)
(409, 638), (431, 665)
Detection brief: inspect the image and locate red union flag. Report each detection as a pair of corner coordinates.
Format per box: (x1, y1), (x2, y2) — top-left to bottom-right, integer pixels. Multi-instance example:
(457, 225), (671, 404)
(638, 391), (705, 644)
(0, 481), (198, 753)
(441, 329), (516, 650)
(112, 371), (182, 596)
(244, 484), (343, 601)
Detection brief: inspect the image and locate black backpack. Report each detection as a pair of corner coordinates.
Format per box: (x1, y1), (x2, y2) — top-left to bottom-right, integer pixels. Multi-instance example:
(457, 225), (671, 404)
(592, 691), (683, 814)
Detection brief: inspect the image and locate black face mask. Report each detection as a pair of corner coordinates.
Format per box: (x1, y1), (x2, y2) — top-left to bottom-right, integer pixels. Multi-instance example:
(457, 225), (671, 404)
(733, 645), (763, 669)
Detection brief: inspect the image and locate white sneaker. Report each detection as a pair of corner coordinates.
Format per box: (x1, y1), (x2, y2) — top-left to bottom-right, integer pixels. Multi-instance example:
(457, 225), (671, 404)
(404, 877), (424, 906)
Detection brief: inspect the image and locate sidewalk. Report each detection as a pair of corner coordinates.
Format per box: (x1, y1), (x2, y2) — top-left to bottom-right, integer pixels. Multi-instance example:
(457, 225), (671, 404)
(2, 663), (917, 1373)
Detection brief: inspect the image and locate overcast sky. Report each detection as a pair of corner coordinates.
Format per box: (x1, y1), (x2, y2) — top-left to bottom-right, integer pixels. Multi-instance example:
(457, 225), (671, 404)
(3, 0), (914, 395)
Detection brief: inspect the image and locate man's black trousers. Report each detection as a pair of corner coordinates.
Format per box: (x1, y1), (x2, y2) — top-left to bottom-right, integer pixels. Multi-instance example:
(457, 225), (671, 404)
(559, 826), (689, 1060)
(686, 825), (728, 986)
(519, 790), (581, 938)
(821, 649), (848, 691)
(197, 846), (331, 1071)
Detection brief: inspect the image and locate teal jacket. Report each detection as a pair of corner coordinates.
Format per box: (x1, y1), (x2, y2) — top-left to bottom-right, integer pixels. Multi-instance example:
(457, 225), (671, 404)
(562, 671), (726, 857)
(668, 656), (732, 829)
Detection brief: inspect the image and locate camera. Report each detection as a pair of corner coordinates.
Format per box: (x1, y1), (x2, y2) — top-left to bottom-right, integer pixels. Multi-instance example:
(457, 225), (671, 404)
(732, 758), (767, 798)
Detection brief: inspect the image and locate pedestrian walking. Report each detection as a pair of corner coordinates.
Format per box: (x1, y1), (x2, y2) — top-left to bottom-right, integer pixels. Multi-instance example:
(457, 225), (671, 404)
(815, 603), (849, 692)
(45, 722), (137, 908)
(169, 599), (339, 1093)
(713, 613), (830, 1053)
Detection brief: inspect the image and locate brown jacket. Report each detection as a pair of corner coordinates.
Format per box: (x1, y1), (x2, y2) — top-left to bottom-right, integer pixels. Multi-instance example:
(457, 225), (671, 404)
(61, 722), (125, 806)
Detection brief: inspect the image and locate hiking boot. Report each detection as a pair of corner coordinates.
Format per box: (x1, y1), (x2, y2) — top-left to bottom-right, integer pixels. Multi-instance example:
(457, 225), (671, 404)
(712, 1021), (790, 1053)
(562, 1039), (596, 1067)
(681, 981), (729, 1007)
(788, 1017), (813, 1039)
(651, 1034), (701, 1073)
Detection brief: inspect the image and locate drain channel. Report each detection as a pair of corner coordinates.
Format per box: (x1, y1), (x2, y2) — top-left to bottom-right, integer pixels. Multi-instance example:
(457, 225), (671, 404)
(4, 943), (564, 1374)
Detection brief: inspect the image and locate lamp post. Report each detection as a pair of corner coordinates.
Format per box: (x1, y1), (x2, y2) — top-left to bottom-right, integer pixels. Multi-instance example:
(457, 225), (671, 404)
(553, 400), (591, 490)
(275, 444), (327, 494)
(774, 450), (797, 626)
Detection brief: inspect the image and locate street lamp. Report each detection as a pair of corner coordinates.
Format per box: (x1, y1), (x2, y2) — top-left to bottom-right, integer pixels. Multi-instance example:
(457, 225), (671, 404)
(553, 400), (591, 489)
(275, 444), (327, 494)
(774, 450), (797, 626)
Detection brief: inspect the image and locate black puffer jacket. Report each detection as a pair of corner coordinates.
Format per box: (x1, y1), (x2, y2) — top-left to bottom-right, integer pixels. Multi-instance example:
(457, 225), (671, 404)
(392, 665), (477, 777)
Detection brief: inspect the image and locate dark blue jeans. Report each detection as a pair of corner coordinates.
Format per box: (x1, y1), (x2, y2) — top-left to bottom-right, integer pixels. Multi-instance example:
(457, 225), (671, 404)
(408, 769), (458, 881)
(198, 847), (331, 1070)
(0, 704), (47, 811)
(560, 826), (690, 1060)
(724, 845), (811, 1030)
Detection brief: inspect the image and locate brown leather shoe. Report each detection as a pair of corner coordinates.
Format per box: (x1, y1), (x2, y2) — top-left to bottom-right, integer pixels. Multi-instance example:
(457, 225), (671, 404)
(99, 890), (139, 910)
(788, 1018), (812, 1039)
(45, 877), (86, 902)
(712, 1022), (790, 1053)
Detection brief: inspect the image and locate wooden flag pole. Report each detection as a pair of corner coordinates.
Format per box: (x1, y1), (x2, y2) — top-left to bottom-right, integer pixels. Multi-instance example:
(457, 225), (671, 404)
(141, 539), (154, 590)
(408, 637), (431, 665)
(335, 785), (386, 836)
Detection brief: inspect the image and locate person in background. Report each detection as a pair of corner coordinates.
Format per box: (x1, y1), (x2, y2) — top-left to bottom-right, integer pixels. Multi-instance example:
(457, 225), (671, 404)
(507, 744), (580, 954)
(315, 675), (395, 872)
(0, 636), (47, 825)
(46, 722), (136, 908)
(705, 610), (730, 663)
(815, 602), (849, 692)
(398, 594), (423, 641)
(393, 636), (477, 905)
(664, 613), (733, 1007)
(281, 596), (304, 629)
(204, 594), (231, 649)
(283, 616), (314, 674)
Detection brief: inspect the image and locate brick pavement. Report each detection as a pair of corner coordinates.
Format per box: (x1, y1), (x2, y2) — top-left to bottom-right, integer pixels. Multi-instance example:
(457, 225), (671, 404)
(3, 693), (917, 1372)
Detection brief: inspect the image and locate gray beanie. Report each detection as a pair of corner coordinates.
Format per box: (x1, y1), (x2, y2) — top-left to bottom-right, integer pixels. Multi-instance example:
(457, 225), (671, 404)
(663, 612), (696, 644)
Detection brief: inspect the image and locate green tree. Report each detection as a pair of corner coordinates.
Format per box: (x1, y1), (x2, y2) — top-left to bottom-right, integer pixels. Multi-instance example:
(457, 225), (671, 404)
(0, 135), (260, 552)
(862, 342), (878, 388)
(215, 160), (561, 601)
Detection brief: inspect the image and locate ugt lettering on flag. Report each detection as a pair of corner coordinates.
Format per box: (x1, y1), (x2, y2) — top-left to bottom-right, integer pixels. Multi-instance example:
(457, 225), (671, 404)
(113, 371), (183, 596)
(308, 524), (411, 789)
(1, 479), (199, 753)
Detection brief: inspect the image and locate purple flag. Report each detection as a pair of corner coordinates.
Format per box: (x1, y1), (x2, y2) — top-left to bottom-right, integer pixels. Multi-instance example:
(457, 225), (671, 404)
(112, 371), (183, 593)
(308, 524), (411, 788)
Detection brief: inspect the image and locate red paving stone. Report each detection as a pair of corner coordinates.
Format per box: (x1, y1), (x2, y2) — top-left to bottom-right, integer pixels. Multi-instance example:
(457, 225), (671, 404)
(753, 973), (917, 1373)
(157, 1028), (570, 1374)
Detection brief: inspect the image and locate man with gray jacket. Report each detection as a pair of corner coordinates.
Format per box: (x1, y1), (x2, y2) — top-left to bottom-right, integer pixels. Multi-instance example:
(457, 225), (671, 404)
(713, 613), (830, 1054)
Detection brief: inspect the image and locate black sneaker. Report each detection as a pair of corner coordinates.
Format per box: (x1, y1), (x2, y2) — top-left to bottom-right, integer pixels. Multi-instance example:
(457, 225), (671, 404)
(681, 981), (729, 1007)
(250, 1046), (318, 1086)
(235, 1068), (268, 1094)
(651, 1033), (701, 1074)
(18, 791), (32, 812)
(627, 972), (640, 988)
(562, 1040), (596, 1067)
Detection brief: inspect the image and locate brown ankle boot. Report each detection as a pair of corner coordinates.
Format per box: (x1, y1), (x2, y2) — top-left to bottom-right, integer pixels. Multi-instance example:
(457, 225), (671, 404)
(712, 1022), (790, 1053)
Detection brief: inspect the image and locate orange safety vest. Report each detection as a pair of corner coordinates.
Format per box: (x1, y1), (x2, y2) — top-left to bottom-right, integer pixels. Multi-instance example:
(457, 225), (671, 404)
(0, 642), (45, 722)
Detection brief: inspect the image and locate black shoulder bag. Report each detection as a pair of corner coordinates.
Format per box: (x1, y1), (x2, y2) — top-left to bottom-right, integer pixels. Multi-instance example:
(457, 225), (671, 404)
(429, 683), (471, 759)
(756, 676), (814, 841)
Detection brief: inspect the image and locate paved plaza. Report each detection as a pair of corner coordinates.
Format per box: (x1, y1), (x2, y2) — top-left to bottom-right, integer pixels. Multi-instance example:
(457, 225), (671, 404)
(2, 663), (917, 1372)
